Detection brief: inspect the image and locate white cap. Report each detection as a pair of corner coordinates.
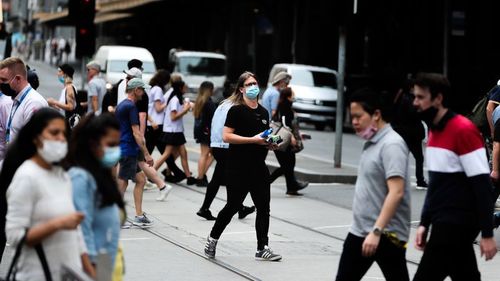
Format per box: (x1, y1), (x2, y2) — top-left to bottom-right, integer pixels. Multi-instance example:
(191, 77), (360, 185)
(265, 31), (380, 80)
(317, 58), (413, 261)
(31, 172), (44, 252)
(123, 67), (142, 78)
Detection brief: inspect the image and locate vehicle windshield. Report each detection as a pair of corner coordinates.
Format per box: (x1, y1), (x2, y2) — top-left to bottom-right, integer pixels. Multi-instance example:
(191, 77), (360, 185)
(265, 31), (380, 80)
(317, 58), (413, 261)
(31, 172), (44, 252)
(107, 60), (156, 74)
(177, 57), (226, 76)
(291, 69), (337, 89)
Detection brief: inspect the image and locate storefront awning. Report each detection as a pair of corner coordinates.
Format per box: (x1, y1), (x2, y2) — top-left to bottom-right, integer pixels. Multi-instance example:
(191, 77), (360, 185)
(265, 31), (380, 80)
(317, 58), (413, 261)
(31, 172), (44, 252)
(95, 12), (132, 24)
(33, 10), (69, 24)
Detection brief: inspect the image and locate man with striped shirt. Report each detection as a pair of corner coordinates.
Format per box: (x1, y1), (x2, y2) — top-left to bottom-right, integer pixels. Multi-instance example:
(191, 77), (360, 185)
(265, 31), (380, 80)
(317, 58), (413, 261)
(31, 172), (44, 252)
(412, 73), (497, 281)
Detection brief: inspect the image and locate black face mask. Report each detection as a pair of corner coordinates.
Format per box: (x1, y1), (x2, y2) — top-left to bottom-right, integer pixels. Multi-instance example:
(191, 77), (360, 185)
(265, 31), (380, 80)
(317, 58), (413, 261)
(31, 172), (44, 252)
(0, 82), (17, 96)
(417, 106), (439, 126)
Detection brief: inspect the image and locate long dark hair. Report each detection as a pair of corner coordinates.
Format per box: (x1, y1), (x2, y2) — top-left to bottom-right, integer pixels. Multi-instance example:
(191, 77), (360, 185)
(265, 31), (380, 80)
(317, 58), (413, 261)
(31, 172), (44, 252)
(228, 71), (257, 106)
(167, 80), (185, 105)
(64, 113), (124, 209)
(273, 87), (294, 121)
(0, 108), (65, 214)
(149, 69), (170, 88)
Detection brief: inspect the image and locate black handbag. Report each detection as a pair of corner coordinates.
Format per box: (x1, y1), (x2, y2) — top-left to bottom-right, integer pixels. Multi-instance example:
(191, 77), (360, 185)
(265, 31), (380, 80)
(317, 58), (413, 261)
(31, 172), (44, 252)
(2, 230), (53, 281)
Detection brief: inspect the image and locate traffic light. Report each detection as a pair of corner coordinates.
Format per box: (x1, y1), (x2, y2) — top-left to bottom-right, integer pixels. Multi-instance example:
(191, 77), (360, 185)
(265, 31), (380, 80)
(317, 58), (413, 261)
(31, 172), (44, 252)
(68, 0), (96, 58)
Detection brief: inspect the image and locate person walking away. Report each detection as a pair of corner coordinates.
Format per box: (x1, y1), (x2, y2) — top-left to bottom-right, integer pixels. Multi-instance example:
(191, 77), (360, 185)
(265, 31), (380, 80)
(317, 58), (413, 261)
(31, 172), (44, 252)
(65, 113), (124, 274)
(193, 81), (216, 186)
(153, 80), (195, 184)
(196, 94), (255, 221)
(335, 88), (411, 281)
(261, 71), (291, 118)
(47, 64), (81, 129)
(391, 87), (428, 189)
(115, 78), (155, 227)
(2, 108), (95, 278)
(411, 73), (497, 281)
(204, 71), (282, 261)
(85, 61), (106, 115)
(269, 87), (309, 195)
(0, 57), (48, 145)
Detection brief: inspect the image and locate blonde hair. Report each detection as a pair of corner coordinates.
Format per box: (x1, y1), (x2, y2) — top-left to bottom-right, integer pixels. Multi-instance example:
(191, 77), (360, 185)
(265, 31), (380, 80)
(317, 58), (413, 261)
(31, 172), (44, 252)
(228, 71), (257, 106)
(0, 57), (27, 79)
(193, 81), (214, 119)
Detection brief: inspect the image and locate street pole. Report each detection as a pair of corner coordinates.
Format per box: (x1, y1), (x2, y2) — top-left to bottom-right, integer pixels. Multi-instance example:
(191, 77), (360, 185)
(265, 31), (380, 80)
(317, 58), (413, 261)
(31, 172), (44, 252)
(334, 25), (346, 168)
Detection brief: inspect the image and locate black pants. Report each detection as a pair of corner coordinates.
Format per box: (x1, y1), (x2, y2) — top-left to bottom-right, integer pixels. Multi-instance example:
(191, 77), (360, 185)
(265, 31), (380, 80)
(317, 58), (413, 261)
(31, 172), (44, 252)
(210, 167), (270, 250)
(413, 224), (480, 281)
(336, 233), (409, 281)
(201, 148), (227, 210)
(270, 149), (299, 191)
(406, 139), (425, 184)
(146, 125), (166, 155)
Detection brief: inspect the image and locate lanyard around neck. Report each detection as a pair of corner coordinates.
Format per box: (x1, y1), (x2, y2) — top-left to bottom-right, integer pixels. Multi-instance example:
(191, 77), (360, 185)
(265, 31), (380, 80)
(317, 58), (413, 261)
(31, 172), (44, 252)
(6, 86), (32, 143)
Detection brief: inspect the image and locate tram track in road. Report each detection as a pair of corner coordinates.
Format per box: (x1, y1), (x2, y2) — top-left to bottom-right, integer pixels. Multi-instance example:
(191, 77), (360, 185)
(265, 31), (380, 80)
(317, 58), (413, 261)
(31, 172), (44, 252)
(164, 182), (421, 267)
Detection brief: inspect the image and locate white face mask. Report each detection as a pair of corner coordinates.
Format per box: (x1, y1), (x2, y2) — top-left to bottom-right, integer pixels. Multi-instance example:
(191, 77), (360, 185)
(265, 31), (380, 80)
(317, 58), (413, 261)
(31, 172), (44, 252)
(38, 139), (68, 164)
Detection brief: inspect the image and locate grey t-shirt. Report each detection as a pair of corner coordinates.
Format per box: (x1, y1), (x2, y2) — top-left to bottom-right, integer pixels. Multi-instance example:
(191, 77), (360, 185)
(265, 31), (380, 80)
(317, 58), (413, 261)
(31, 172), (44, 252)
(87, 75), (106, 114)
(350, 125), (411, 242)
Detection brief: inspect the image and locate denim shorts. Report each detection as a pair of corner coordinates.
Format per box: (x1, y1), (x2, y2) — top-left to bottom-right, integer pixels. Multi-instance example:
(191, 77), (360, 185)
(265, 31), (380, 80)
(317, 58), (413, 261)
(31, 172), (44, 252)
(118, 156), (141, 180)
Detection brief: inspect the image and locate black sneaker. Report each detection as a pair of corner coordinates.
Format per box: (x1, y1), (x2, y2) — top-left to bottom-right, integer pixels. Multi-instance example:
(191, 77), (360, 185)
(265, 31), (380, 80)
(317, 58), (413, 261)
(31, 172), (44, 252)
(186, 176), (197, 185)
(196, 177), (209, 187)
(416, 181), (428, 190)
(238, 206), (256, 219)
(204, 236), (218, 258)
(255, 246), (282, 261)
(286, 190), (304, 196)
(197, 208), (216, 220)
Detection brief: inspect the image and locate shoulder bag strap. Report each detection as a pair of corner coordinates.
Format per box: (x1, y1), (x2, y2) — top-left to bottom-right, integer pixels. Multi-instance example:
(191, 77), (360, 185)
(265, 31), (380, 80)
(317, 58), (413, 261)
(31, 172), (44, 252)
(35, 244), (53, 281)
(5, 231), (27, 280)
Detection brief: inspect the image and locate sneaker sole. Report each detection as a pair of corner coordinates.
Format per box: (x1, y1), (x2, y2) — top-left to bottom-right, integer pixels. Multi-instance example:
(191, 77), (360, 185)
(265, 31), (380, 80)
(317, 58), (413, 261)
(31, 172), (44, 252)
(132, 222), (153, 228)
(255, 256), (282, 261)
(204, 252), (215, 259)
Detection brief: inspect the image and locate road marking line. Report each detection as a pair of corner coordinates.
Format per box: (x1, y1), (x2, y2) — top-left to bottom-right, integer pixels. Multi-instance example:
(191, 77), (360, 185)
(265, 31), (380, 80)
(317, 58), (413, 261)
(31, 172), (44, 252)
(224, 231), (256, 235)
(313, 225), (351, 230)
(120, 237), (151, 241)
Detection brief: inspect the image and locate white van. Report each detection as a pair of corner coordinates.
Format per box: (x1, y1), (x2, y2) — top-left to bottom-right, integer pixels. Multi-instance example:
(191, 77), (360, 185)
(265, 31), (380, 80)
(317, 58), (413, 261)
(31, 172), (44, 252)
(169, 49), (227, 102)
(93, 45), (157, 90)
(268, 63), (338, 131)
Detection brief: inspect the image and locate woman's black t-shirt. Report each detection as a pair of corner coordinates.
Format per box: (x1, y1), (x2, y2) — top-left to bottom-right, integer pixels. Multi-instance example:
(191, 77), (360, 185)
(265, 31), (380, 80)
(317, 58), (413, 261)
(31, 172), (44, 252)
(224, 103), (269, 169)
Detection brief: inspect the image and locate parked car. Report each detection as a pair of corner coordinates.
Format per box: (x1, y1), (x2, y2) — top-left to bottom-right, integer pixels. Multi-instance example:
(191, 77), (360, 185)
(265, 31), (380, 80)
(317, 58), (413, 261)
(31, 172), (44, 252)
(267, 63), (339, 131)
(93, 45), (157, 91)
(168, 49), (227, 103)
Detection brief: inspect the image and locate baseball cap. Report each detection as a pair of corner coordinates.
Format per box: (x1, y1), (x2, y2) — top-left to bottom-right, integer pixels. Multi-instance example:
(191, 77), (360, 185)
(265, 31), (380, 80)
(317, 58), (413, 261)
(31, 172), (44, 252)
(126, 78), (151, 90)
(123, 67), (142, 78)
(86, 60), (101, 71)
(271, 71), (292, 85)
(58, 64), (75, 78)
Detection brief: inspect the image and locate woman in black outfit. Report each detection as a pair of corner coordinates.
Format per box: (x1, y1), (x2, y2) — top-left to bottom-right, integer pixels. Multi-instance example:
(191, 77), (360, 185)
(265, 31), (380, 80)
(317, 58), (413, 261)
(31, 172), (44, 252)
(269, 87), (308, 195)
(204, 71), (282, 261)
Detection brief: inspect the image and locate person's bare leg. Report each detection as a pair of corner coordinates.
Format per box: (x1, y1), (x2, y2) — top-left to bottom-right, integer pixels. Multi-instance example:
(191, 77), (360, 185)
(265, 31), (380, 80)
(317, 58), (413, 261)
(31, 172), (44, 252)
(153, 145), (174, 170)
(133, 172), (146, 216)
(178, 145), (191, 177)
(198, 144), (213, 179)
(139, 161), (166, 189)
(117, 178), (128, 195)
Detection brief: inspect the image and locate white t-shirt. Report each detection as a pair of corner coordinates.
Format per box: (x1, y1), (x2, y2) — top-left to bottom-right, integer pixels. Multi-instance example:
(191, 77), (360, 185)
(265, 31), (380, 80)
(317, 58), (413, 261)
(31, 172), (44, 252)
(163, 95), (184, 133)
(148, 85), (165, 125)
(8, 85), (48, 144)
(117, 79), (127, 106)
(6, 160), (87, 281)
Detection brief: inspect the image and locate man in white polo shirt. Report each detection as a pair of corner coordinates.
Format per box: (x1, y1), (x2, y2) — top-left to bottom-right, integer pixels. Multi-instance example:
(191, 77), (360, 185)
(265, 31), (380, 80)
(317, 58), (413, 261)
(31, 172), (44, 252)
(0, 57), (47, 145)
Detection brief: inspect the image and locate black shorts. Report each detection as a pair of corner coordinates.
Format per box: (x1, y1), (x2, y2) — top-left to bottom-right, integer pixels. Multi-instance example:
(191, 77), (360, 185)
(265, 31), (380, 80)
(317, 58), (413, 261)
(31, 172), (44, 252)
(118, 156), (141, 180)
(161, 132), (186, 146)
(195, 134), (210, 145)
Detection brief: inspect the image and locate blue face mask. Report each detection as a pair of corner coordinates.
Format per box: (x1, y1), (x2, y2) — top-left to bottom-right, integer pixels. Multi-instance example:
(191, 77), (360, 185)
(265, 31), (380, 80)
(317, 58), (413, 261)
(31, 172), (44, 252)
(245, 85), (260, 100)
(58, 76), (65, 84)
(100, 146), (121, 168)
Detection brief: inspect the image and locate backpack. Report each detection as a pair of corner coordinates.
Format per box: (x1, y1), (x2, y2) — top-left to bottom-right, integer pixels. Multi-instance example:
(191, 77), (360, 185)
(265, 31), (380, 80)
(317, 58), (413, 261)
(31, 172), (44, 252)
(467, 86), (496, 135)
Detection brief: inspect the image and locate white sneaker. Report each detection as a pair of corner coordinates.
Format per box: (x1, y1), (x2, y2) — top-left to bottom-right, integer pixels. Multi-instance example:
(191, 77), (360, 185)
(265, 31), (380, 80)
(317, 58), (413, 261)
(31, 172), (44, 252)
(156, 185), (173, 201)
(144, 180), (156, 190)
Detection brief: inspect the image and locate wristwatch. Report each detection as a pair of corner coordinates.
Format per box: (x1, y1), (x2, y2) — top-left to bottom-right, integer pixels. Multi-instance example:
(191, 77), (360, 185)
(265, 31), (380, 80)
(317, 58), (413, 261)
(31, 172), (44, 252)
(372, 226), (382, 236)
